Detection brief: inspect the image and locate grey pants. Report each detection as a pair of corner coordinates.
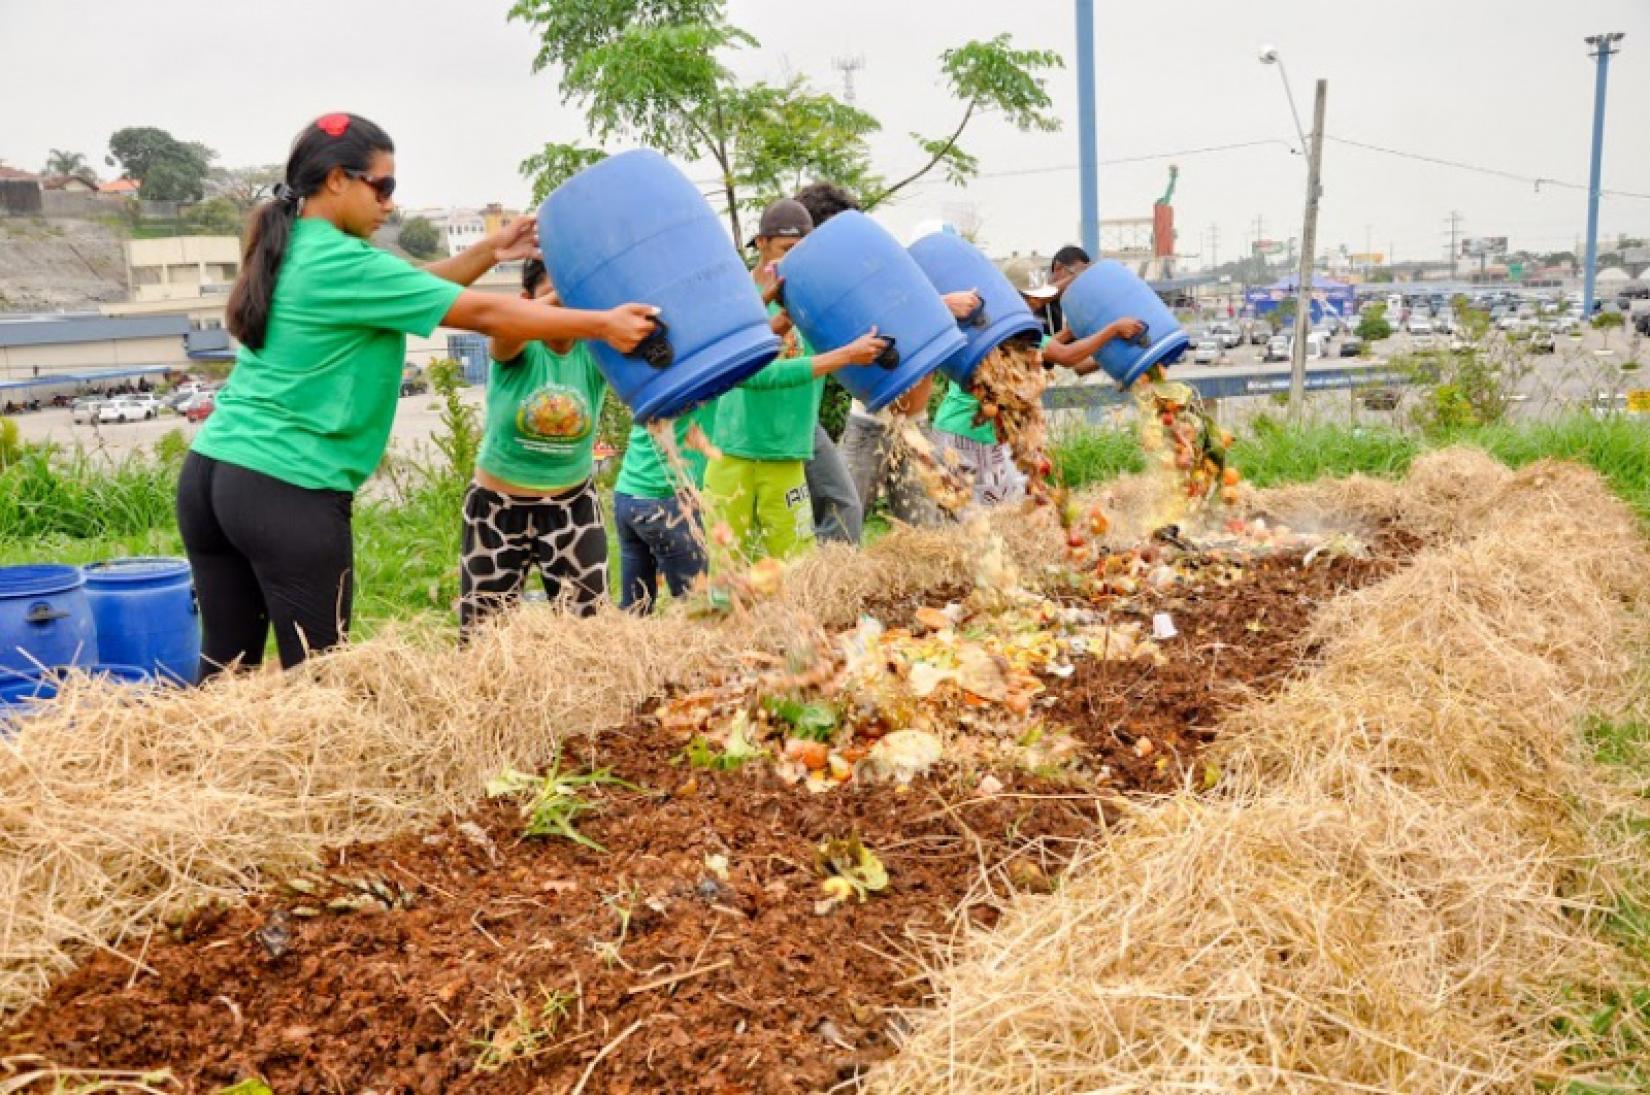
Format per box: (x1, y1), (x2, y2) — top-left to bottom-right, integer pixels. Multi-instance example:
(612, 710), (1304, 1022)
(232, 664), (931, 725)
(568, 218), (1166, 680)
(805, 424), (863, 545)
(839, 414), (947, 527)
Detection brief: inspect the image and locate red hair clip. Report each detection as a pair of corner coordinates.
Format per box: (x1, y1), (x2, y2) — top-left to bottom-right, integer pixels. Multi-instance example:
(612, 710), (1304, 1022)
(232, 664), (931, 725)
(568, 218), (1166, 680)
(316, 113), (351, 137)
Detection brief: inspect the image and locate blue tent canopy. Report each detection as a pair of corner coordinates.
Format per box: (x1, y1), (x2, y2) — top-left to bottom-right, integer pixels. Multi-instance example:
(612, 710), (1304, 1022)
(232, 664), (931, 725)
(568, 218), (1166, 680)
(1244, 275), (1355, 321)
(0, 365), (173, 392)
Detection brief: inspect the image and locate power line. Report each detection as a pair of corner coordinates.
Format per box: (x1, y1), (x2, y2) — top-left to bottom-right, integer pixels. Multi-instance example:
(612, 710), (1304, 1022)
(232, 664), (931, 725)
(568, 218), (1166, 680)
(1325, 134), (1650, 201)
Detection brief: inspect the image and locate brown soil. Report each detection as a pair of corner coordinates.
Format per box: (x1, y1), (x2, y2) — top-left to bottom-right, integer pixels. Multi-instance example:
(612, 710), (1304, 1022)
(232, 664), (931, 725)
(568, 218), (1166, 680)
(6, 542), (1410, 1094)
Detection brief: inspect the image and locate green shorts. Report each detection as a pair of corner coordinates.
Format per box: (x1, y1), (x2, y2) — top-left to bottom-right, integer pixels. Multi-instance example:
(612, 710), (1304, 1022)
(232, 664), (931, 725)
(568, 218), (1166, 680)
(704, 455), (815, 562)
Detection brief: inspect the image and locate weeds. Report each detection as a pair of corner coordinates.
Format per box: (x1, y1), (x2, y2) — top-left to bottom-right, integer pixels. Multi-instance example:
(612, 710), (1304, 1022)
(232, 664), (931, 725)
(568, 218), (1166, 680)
(484, 755), (637, 852)
(470, 985), (575, 1073)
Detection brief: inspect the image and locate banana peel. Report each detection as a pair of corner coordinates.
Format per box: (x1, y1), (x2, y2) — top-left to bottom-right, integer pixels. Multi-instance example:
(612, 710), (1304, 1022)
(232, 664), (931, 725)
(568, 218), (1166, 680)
(815, 836), (889, 904)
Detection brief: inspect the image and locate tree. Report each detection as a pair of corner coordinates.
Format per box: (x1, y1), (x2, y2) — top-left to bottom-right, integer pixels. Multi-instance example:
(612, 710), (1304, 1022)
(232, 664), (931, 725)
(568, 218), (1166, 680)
(1355, 302), (1393, 341)
(399, 216), (441, 259)
(1268, 298), (1297, 333)
(106, 127), (215, 201)
(43, 149), (92, 179)
(207, 164), (283, 210)
(183, 197), (243, 236)
(867, 34), (1063, 208)
(509, 0), (1056, 241)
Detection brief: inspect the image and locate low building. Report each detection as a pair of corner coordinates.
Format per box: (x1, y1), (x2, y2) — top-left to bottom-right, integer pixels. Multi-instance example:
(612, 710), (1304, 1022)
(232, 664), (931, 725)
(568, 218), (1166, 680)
(125, 236), (241, 303)
(41, 174), (97, 193)
(98, 178), (140, 197)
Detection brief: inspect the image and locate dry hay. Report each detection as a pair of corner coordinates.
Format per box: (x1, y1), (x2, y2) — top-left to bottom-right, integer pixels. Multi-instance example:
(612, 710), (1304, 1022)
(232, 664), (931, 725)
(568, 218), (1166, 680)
(873, 452), (1650, 1093)
(0, 508), (1062, 1018)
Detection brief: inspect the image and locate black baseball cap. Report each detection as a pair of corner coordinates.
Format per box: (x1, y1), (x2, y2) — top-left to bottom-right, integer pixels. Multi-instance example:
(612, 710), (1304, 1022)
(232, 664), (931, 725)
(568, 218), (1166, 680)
(748, 199), (814, 248)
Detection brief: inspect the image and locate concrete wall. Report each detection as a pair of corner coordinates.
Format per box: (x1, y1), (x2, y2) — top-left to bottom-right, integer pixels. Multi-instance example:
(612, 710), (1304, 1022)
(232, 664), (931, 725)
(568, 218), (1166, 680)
(40, 190), (106, 217)
(126, 236), (241, 302)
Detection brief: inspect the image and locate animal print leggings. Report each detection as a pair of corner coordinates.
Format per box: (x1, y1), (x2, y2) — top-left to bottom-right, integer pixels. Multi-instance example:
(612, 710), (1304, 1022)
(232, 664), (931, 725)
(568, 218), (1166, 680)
(459, 479), (609, 636)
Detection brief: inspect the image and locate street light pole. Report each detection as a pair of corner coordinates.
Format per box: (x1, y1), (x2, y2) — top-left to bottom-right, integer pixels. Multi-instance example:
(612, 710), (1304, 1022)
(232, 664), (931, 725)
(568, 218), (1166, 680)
(1581, 32), (1623, 320)
(1075, 0), (1099, 258)
(1287, 80), (1327, 420)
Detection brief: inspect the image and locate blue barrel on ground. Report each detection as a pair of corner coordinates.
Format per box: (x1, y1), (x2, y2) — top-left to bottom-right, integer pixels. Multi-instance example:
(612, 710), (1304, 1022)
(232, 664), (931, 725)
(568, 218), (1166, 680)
(82, 558), (199, 685)
(907, 232), (1044, 386)
(1061, 260), (1190, 388)
(538, 150), (781, 423)
(0, 664), (154, 721)
(0, 565), (97, 674)
(778, 212), (968, 411)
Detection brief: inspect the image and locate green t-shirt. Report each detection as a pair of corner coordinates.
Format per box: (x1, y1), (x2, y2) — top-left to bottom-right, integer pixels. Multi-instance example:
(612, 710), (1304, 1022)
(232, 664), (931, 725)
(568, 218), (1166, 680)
(932, 382), (998, 444)
(615, 403), (716, 500)
(477, 342), (608, 491)
(193, 218), (462, 492)
(709, 305), (823, 462)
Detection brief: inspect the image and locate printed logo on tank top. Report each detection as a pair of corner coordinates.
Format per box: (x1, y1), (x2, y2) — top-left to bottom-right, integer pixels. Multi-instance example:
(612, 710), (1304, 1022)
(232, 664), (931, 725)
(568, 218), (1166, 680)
(515, 382), (593, 453)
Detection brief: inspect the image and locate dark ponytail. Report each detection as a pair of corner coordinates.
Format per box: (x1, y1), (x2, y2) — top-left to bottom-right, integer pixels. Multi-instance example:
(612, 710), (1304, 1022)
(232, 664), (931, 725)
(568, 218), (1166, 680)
(226, 113), (395, 349)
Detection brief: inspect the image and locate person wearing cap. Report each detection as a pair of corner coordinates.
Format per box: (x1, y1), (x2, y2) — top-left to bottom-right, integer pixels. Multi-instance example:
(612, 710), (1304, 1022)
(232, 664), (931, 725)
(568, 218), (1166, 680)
(457, 257), (613, 637)
(704, 199), (887, 561)
(931, 247), (1143, 506)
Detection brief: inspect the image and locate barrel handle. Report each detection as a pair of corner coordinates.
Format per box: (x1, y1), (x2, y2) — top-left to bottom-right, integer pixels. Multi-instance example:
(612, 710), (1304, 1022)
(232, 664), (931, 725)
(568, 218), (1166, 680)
(24, 601), (70, 625)
(626, 316), (675, 369)
(960, 301), (989, 329)
(873, 335), (901, 371)
(1128, 321), (1152, 348)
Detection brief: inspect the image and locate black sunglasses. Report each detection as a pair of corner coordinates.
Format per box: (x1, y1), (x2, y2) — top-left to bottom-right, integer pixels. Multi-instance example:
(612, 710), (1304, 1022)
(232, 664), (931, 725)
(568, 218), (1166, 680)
(345, 170), (396, 202)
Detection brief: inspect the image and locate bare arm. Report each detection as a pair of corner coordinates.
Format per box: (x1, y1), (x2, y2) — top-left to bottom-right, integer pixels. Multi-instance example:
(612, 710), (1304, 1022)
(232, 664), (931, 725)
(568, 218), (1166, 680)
(425, 216), (540, 287)
(444, 291), (657, 354)
(1042, 318), (1145, 373)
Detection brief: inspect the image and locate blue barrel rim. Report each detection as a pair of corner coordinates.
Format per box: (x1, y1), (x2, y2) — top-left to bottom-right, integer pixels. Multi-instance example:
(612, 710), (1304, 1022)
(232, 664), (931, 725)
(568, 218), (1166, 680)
(622, 327), (782, 423)
(82, 557), (192, 584)
(845, 325), (970, 411)
(1113, 330), (1192, 388)
(940, 313), (1046, 386)
(0, 564), (85, 598)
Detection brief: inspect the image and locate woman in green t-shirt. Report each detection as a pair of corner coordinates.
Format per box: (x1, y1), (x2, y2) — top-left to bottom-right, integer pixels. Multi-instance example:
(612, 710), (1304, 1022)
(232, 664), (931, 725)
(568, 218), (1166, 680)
(178, 113), (658, 680)
(460, 258), (612, 634)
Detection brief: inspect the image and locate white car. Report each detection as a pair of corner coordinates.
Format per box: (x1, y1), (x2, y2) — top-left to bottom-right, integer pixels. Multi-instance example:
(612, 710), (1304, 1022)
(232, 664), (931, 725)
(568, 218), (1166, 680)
(1406, 317), (1433, 336)
(1192, 340), (1223, 365)
(1264, 336), (1290, 363)
(98, 398), (156, 423)
(70, 397), (104, 424)
(1208, 324), (1241, 349)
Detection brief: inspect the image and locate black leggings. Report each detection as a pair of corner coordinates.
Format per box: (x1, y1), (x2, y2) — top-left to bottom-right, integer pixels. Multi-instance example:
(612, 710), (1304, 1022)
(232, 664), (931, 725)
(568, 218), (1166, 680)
(176, 451), (354, 678)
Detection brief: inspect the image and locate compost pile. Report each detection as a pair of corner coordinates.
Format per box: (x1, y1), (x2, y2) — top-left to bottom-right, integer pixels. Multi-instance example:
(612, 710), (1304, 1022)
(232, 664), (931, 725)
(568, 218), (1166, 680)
(959, 340), (1052, 486)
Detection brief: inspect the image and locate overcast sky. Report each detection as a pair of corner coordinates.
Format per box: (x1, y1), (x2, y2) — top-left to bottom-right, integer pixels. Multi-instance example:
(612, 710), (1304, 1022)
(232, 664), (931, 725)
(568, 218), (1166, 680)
(3, 0), (1647, 267)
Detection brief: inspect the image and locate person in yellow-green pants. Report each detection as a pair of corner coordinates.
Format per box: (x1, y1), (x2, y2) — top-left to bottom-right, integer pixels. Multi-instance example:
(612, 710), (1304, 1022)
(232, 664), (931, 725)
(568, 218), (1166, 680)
(705, 199), (887, 561)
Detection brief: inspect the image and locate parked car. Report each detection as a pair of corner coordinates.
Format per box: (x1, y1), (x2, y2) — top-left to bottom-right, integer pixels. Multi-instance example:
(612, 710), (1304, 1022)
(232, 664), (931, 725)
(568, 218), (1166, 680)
(98, 398), (153, 423)
(1249, 325), (1271, 345)
(70, 397), (104, 424)
(1634, 312), (1650, 337)
(184, 393), (216, 423)
(1192, 340), (1223, 365)
(1339, 336), (1364, 358)
(1264, 336), (1290, 363)
(128, 394), (162, 417)
(1208, 323), (1241, 350)
(1529, 330), (1556, 354)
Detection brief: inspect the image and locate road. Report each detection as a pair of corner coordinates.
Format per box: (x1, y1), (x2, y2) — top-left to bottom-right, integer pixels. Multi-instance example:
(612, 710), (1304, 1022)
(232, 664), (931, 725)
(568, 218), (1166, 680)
(9, 388), (488, 465)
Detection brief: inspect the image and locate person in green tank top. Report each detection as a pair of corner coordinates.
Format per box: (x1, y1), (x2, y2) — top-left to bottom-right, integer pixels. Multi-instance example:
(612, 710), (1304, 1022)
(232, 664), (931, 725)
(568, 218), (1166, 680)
(703, 199), (888, 562)
(177, 113), (660, 679)
(459, 258), (614, 634)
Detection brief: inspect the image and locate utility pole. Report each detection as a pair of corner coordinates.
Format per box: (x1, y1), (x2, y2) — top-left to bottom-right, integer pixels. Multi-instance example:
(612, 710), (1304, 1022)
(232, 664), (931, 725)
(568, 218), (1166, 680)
(1208, 223), (1220, 270)
(1075, 0), (1099, 257)
(831, 56), (865, 105)
(1582, 32), (1624, 319)
(1445, 210), (1464, 278)
(1288, 79), (1327, 422)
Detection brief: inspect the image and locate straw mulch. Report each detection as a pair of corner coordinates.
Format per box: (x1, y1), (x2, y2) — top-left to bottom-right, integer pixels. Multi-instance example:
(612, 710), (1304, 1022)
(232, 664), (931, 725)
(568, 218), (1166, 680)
(873, 451), (1650, 1093)
(0, 518), (1052, 1019)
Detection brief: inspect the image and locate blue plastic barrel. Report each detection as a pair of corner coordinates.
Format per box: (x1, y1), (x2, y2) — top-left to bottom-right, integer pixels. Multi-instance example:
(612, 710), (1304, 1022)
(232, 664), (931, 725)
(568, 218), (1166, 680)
(778, 212), (968, 410)
(907, 233), (1043, 386)
(0, 664), (155, 722)
(0, 565), (97, 674)
(538, 150), (781, 423)
(82, 558), (200, 685)
(1061, 261), (1190, 388)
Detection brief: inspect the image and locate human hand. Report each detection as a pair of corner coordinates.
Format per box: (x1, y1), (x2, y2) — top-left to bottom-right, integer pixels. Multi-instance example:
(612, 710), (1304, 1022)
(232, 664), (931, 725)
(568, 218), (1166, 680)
(492, 216), (540, 263)
(839, 326), (891, 367)
(603, 304), (661, 353)
(944, 290), (982, 320)
(1107, 317), (1146, 342)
